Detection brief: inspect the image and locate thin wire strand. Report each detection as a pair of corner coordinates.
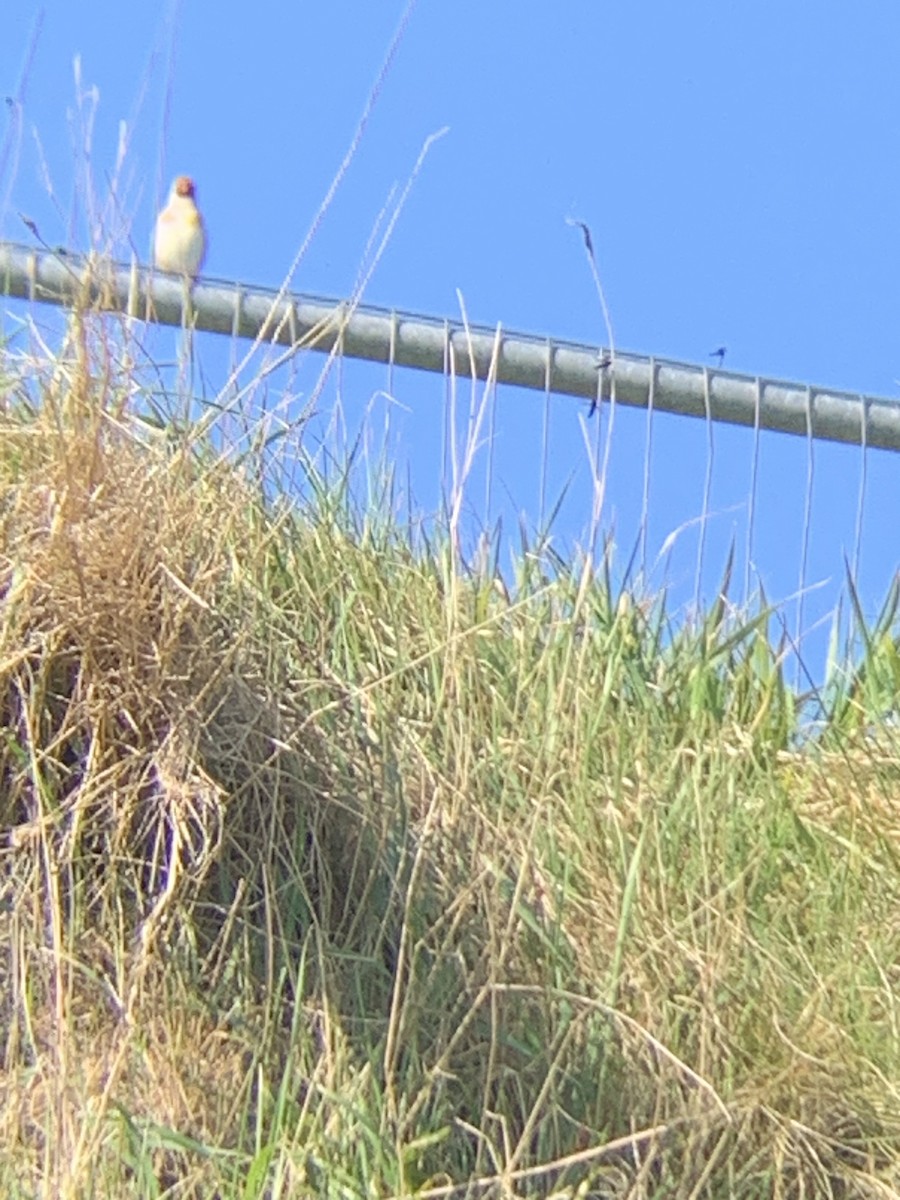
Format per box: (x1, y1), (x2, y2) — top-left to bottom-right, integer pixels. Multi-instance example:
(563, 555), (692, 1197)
(795, 384), (815, 689)
(538, 338), (552, 531)
(484, 373), (497, 534)
(596, 363), (617, 564)
(852, 394), (868, 585)
(590, 366), (605, 564)
(640, 356), (656, 585)
(744, 376), (762, 603)
(387, 307), (398, 399)
(694, 366), (715, 614)
(442, 318), (452, 527)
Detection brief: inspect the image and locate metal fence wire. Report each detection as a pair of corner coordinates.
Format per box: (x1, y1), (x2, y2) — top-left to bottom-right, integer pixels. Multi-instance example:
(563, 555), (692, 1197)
(1, 240), (897, 687)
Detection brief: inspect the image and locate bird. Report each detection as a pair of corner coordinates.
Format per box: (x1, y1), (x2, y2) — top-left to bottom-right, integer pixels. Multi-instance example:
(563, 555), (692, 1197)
(153, 175), (206, 281)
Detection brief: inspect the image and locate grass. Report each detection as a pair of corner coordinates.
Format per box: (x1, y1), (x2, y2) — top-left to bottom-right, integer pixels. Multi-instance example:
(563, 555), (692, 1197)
(0, 291), (899, 1199)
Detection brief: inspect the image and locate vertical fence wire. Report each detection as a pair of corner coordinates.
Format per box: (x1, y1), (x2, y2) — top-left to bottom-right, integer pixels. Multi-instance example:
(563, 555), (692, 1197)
(694, 366), (715, 614)
(333, 329), (347, 491)
(602, 368), (618, 573)
(588, 362), (605, 564)
(379, 308), (399, 521)
(387, 307), (398, 401)
(639, 357), (656, 585)
(441, 318), (452, 531)
(852, 395), (868, 586)
(539, 338), (552, 532)
(795, 384), (816, 689)
(597, 357), (617, 529)
(483, 364), (497, 539)
(231, 285), (252, 469)
(744, 377), (762, 604)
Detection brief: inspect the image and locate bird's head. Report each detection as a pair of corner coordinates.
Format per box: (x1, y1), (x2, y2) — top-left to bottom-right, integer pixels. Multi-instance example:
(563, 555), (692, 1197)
(173, 176), (197, 200)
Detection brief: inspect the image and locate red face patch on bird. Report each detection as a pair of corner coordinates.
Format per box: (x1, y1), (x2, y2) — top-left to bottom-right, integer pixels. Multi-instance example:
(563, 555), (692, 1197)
(174, 176), (196, 199)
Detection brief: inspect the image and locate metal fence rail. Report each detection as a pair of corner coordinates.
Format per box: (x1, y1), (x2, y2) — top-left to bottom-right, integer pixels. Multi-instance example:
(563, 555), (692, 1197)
(2, 238), (899, 451)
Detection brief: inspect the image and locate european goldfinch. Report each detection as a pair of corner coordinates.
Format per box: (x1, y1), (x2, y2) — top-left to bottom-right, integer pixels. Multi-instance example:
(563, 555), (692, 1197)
(153, 175), (206, 280)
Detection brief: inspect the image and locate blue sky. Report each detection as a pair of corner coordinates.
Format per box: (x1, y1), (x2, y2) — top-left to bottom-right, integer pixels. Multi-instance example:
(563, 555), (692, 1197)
(3, 2), (899, 682)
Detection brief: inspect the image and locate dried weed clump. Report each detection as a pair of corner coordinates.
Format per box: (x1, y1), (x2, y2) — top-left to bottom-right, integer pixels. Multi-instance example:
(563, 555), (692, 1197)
(0, 317), (393, 1192)
(1, 310), (899, 1197)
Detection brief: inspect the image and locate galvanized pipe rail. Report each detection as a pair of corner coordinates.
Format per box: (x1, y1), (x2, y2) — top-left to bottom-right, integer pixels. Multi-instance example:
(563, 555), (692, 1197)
(2, 239), (898, 451)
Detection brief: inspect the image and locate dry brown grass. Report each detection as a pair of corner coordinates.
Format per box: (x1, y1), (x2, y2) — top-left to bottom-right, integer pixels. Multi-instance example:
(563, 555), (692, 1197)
(1, 306), (899, 1197)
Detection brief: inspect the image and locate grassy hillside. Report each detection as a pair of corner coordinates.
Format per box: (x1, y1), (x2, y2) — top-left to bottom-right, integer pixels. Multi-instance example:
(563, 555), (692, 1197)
(1, 305), (899, 1198)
